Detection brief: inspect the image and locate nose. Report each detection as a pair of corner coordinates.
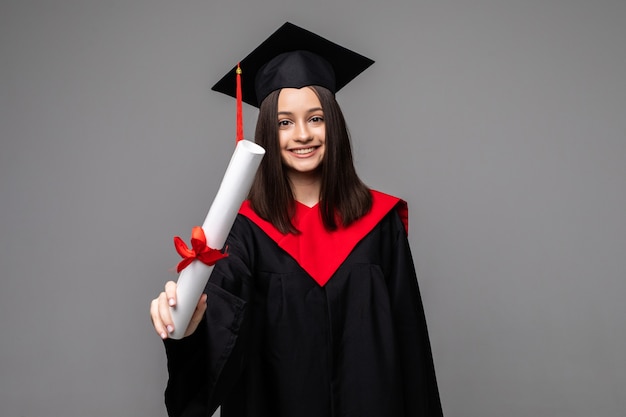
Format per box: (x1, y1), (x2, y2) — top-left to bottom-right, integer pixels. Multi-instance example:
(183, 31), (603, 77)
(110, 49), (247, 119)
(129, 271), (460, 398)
(294, 122), (312, 142)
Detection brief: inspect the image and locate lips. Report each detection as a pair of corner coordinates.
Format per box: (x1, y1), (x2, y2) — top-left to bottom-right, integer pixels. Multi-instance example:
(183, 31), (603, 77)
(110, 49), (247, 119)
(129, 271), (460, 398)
(290, 146), (319, 155)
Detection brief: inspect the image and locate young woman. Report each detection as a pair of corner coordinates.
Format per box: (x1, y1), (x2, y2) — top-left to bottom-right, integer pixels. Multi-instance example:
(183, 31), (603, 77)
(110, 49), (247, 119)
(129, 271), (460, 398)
(150, 22), (443, 417)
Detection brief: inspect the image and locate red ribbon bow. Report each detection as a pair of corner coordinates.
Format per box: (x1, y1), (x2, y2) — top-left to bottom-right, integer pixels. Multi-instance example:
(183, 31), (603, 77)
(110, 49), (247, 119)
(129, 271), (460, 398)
(173, 226), (228, 273)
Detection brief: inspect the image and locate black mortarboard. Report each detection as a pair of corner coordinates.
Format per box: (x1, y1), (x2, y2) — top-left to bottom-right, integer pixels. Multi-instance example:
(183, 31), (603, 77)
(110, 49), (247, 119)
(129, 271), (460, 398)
(211, 22), (374, 108)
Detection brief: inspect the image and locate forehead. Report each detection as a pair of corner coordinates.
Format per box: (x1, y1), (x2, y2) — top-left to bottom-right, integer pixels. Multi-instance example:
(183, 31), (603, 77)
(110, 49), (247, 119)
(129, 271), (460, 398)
(277, 87), (322, 110)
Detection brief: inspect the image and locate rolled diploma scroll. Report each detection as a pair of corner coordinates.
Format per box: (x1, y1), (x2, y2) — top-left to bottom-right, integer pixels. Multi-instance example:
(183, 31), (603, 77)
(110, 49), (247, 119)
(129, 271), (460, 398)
(169, 139), (265, 339)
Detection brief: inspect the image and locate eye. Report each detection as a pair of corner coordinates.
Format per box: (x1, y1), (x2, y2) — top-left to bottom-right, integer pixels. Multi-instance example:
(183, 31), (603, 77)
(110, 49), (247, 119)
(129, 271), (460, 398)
(309, 115), (324, 123)
(278, 119), (292, 128)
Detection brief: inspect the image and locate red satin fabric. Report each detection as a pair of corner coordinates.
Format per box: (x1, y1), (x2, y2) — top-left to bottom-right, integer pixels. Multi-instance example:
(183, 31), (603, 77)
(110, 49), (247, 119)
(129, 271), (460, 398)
(238, 190), (407, 286)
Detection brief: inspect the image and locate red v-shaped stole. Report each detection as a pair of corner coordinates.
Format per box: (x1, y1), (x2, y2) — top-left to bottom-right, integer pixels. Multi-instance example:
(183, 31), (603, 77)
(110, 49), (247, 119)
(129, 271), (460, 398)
(238, 190), (408, 286)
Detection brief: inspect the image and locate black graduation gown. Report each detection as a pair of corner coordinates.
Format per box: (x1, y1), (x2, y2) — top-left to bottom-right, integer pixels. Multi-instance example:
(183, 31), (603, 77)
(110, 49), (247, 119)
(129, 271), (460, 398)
(163, 191), (443, 417)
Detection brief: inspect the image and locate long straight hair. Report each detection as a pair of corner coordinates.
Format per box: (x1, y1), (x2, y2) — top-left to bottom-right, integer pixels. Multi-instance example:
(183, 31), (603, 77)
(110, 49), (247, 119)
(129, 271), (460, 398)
(248, 86), (372, 233)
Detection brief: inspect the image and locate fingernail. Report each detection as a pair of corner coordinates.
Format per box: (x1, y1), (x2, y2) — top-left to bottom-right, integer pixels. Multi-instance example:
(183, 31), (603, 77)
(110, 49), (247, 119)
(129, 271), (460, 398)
(160, 332), (167, 339)
(168, 298), (175, 306)
(167, 325), (174, 333)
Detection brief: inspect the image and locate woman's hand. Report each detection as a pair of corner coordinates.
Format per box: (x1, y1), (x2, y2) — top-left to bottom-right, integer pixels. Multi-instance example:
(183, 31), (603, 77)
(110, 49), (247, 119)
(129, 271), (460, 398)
(150, 280), (207, 339)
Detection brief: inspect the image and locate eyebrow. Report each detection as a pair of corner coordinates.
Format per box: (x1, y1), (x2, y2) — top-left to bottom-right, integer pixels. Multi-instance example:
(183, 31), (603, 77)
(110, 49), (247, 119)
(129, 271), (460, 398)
(277, 107), (324, 116)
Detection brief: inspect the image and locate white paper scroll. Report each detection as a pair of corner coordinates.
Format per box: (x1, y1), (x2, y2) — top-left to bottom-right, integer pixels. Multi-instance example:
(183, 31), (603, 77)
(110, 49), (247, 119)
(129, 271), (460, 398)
(169, 139), (265, 339)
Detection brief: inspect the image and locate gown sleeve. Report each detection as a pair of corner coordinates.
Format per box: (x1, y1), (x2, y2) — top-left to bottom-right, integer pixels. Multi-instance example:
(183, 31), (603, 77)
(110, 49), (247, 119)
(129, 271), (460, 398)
(387, 211), (444, 416)
(162, 216), (254, 417)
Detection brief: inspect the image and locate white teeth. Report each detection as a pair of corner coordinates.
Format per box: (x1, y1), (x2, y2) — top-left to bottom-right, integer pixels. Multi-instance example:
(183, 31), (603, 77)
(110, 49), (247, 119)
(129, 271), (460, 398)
(292, 147), (315, 155)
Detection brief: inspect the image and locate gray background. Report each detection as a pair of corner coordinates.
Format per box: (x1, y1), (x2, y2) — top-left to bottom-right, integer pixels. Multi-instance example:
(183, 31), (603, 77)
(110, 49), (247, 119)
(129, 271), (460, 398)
(1, 0), (625, 416)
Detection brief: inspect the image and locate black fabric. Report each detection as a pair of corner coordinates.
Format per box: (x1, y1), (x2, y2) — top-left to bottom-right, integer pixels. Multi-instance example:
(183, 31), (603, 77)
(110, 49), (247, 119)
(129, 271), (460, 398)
(211, 22), (374, 107)
(164, 211), (443, 417)
(254, 50), (336, 108)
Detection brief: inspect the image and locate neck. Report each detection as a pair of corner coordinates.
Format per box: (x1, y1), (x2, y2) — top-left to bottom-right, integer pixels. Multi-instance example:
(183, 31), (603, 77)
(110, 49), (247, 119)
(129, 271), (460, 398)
(289, 171), (321, 208)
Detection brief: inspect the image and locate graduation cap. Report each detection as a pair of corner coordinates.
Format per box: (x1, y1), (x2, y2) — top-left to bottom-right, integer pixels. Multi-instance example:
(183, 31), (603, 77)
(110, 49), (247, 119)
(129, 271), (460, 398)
(211, 22), (375, 108)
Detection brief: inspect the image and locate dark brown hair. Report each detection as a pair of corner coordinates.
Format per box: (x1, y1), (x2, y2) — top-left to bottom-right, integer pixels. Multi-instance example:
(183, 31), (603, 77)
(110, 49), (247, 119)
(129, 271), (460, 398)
(248, 86), (372, 233)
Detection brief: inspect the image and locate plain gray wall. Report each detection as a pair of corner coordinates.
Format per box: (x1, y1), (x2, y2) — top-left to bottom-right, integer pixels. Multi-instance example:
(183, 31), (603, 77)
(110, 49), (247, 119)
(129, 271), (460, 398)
(1, 0), (625, 416)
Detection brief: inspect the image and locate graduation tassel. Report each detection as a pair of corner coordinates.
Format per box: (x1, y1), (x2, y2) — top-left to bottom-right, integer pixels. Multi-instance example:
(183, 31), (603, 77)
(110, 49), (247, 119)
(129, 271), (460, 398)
(236, 63), (244, 142)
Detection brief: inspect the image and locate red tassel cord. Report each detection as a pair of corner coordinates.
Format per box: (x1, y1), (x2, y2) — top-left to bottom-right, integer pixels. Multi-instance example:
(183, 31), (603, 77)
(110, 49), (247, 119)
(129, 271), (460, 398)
(236, 63), (244, 142)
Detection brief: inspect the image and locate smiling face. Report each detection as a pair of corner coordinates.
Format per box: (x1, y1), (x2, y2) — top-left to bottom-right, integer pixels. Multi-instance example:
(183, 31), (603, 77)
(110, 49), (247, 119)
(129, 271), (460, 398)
(277, 87), (326, 181)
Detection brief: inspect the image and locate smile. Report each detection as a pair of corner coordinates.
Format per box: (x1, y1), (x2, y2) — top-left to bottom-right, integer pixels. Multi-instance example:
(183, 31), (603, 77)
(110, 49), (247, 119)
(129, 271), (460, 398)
(290, 147), (318, 155)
